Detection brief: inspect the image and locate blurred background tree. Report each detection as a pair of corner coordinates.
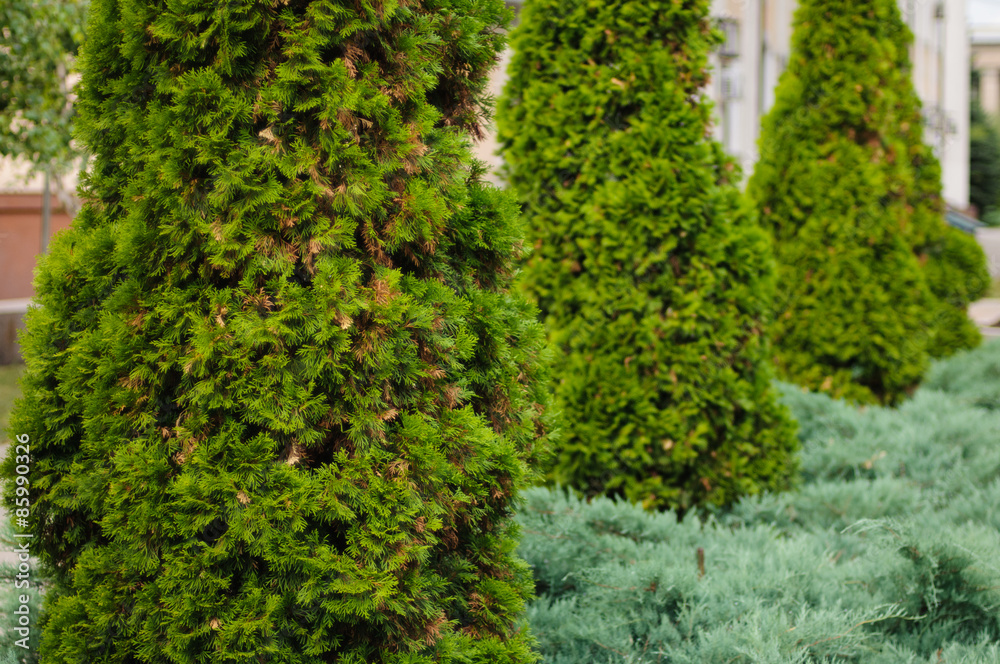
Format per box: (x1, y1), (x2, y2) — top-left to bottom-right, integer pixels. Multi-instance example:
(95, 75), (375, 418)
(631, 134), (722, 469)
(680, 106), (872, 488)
(0, 0), (88, 250)
(970, 94), (1000, 225)
(749, 0), (988, 405)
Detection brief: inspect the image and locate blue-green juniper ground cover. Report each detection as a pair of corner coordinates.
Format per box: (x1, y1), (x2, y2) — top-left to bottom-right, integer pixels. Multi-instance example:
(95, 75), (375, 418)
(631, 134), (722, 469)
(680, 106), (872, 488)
(516, 340), (1000, 663)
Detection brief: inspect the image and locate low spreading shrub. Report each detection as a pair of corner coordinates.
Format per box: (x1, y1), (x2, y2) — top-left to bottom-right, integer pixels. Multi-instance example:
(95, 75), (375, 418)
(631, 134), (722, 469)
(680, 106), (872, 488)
(518, 341), (1000, 663)
(924, 339), (1000, 410)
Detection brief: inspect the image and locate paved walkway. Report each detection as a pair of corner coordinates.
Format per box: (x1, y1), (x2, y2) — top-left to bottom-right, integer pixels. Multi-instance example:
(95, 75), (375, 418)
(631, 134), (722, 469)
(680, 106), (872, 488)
(969, 299), (1000, 327)
(973, 229), (1000, 338)
(977, 228), (1000, 278)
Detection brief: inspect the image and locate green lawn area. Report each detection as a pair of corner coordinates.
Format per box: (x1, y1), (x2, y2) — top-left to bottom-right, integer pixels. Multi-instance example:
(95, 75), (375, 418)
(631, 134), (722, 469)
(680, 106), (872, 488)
(0, 364), (24, 443)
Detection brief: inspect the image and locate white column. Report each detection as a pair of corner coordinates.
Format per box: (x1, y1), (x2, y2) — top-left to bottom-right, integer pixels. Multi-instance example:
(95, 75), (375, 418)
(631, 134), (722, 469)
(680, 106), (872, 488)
(941, 0), (969, 209)
(738, 0), (763, 178)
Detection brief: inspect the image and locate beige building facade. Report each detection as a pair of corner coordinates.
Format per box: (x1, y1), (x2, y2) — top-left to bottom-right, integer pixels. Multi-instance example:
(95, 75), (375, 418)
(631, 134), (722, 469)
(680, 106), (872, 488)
(472, 0), (973, 209)
(706, 0), (970, 209)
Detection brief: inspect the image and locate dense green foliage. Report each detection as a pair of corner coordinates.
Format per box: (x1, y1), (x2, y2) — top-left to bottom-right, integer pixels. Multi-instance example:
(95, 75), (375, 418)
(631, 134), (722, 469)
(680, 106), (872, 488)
(970, 99), (1000, 221)
(496, 0), (798, 514)
(0, 0), (87, 177)
(922, 227), (990, 357)
(517, 340), (1000, 663)
(0, 0), (552, 661)
(748, 0), (987, 404)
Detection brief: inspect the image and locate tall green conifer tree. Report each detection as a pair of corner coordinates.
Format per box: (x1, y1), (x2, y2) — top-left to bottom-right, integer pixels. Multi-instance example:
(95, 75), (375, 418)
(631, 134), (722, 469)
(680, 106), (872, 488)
(748, 0), (989, 404)
(2, 0), (551, 661)
(970, 98), (1000, 220)
(496, 0), (798, 514)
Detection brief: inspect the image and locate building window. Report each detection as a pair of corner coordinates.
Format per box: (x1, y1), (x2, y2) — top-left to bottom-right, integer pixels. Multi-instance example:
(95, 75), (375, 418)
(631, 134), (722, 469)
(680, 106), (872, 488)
(716, 19), (740, 59)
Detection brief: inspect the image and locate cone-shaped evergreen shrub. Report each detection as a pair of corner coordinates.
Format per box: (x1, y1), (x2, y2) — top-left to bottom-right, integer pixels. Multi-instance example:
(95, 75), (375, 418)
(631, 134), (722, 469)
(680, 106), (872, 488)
(496, 0), (798, 514)
(748, 0), (988, 404)
(1, 0), (552, 660)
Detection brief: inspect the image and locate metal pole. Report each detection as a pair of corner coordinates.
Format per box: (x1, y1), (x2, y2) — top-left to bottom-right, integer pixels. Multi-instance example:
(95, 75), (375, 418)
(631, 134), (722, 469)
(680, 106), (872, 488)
(41, 169), (51, 254)
(721, 94), (729, 149)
